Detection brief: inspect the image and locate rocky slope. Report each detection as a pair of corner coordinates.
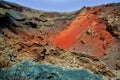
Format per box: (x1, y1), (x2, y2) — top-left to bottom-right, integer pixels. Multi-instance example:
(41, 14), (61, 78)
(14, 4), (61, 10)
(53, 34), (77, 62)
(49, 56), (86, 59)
(0, 0), (120, 80)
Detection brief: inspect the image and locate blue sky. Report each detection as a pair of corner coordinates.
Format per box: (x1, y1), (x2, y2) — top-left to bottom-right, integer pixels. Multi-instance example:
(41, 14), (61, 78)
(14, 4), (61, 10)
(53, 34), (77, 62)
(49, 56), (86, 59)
(4, 0), (120, 12)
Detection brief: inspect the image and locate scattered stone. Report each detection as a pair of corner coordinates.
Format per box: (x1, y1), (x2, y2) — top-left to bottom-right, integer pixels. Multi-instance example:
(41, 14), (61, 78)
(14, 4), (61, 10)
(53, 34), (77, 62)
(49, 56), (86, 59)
(116, 61), (120, 70)
(25, 21), (37, 28)
(39, 15), (47, 22)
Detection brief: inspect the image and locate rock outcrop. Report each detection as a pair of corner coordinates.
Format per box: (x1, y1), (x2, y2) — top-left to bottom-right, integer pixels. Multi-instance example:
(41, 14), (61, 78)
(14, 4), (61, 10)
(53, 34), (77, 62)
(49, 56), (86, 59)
(0, 1), (120, 80)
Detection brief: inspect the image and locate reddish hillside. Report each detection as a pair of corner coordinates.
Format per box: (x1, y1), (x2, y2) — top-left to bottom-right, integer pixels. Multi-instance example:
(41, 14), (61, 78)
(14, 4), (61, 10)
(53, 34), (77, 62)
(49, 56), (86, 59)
(54, 6), (116, 57)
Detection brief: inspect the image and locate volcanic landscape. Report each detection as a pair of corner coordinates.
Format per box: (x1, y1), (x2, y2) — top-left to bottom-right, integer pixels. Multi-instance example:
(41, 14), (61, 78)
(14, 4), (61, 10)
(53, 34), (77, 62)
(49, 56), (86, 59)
(0, 1), (120, 80)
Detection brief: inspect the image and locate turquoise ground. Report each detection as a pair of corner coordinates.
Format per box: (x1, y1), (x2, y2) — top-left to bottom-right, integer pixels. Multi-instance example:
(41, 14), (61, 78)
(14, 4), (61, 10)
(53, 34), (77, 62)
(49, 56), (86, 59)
(0, 60), (107, 80)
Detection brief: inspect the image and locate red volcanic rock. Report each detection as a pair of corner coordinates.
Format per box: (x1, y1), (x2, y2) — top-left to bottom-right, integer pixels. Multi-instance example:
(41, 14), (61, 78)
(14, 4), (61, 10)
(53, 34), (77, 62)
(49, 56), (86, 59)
(54, 6), (116, 57)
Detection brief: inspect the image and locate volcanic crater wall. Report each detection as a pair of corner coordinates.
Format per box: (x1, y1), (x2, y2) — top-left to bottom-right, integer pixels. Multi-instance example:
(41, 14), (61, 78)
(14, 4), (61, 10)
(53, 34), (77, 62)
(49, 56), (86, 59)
(54, 5), (119, 57)
(0, 1), (120, 80)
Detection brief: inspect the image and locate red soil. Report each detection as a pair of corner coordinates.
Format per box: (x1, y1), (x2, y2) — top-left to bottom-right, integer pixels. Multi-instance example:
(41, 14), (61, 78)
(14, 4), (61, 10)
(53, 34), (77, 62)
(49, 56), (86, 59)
(54, 7), (115, 56)
(18, 31), (47, 46)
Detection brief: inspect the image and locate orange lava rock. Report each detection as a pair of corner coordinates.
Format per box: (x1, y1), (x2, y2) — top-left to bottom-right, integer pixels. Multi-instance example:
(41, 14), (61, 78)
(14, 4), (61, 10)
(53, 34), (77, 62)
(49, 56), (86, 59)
(54, 7), (115, 57)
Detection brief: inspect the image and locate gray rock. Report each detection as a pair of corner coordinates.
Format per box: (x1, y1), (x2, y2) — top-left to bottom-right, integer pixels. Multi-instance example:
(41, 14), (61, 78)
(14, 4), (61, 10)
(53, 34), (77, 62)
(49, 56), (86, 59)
(7, 10), (25, 21)
(39, 15), (47, 22)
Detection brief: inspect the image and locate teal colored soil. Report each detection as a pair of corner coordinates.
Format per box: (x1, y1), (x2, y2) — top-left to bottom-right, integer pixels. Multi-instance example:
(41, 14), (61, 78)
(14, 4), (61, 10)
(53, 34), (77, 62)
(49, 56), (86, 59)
(0, 60), (107, 80)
